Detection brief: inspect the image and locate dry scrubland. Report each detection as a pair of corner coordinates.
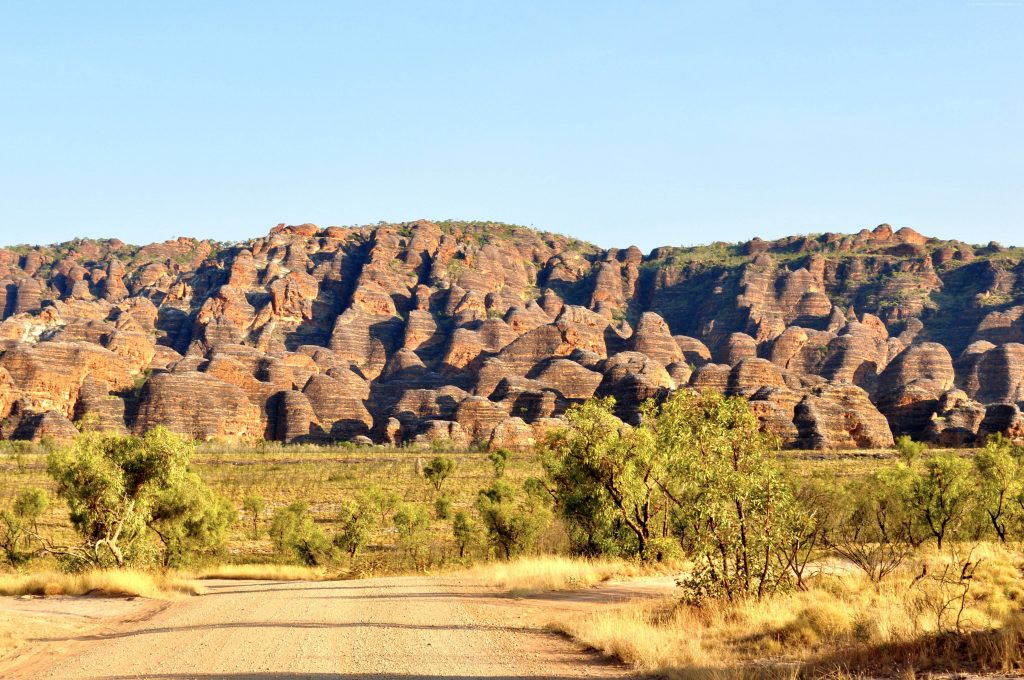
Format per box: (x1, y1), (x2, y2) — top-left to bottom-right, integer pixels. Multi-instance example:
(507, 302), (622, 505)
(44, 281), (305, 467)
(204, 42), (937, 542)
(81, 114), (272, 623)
(5, 427), (1024, 677)
(0, 440), (565, 574)
(0, 439), (888, 578)
(556, 545), (1024, 678)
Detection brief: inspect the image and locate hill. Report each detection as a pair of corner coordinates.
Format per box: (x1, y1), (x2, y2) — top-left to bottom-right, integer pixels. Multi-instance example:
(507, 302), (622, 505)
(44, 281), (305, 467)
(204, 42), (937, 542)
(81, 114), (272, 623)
(1, 220), (1022, 449)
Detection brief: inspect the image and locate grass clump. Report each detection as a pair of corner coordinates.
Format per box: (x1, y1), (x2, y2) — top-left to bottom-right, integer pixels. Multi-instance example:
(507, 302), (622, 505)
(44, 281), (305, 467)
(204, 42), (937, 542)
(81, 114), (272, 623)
(554, 545), (1024, 677)
(465, 556), (642, 595)
(185, 563), (324, 581)
(0, 569), (203, 598)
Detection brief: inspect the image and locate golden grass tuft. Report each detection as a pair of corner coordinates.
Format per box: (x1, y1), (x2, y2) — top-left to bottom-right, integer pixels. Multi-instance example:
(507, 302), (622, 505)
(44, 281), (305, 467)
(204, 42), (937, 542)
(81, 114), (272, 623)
(0, 570), (204, 599)
(552, 544), (1024, 678)
(185, 563), (324, 581)
(464, 556), (645, 595)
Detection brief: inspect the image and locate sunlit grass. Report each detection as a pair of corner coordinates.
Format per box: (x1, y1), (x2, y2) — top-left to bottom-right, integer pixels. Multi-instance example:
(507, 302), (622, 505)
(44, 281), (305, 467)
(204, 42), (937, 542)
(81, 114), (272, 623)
(184, 563), (324, 581)
(0, 570), (204, 598)
(463, 556), (649, 595)
(552, 544), (1024, 678)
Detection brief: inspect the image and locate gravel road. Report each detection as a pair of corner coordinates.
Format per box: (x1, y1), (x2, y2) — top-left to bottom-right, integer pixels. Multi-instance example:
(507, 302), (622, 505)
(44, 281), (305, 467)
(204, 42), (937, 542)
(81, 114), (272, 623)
(9, 576), (640, 679)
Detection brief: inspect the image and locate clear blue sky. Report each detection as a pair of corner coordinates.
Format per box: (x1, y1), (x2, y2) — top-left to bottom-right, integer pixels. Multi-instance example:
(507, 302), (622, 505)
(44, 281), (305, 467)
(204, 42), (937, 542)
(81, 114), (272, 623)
(2, 2), (1021, 251)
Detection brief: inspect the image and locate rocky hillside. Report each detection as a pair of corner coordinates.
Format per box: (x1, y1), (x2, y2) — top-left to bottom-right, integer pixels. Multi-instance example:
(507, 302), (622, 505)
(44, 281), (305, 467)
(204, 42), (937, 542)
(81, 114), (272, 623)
(1, 220), (1023, 450)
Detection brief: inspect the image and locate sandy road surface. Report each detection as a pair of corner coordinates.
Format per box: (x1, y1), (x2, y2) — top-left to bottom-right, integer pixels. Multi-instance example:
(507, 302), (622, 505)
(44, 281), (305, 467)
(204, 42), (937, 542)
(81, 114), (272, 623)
(3, 576), (658, 679)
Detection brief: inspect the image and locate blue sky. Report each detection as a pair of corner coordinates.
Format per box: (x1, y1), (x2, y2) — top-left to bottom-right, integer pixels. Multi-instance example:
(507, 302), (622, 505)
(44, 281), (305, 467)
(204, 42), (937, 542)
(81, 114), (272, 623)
(1, 2), (1021, 251)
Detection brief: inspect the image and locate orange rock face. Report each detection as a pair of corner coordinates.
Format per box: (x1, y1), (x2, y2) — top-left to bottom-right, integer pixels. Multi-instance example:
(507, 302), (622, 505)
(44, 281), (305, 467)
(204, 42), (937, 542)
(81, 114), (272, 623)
(0, 221), (1022, 447)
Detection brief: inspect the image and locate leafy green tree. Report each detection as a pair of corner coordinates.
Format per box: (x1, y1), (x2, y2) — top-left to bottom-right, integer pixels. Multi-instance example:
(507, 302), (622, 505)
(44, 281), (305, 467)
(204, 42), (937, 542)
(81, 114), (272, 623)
(334, 493), (378, 559)
(826, 463), (925, 582)
(393, 503), (431, 568)
(488, 448), (510, 478)
(452, 510), (478, 559)
(362, 484), (399, 524)
(46, 427), (201, 567)
(658, 391), (803, 601)
(912, 452), (976, 549)
(973, 435), (1022, 542)
(540, 397), (669, 558)
(242, 495), (266, 540)
(148, 474), (236, 567)
(476, 480), (551, 559)
(13, 487), (48, 529)
(894, 434), (927, 465)
(0, 487), (49, 565)
(423, 456), (457, 493)
(269, 501), (334, 566)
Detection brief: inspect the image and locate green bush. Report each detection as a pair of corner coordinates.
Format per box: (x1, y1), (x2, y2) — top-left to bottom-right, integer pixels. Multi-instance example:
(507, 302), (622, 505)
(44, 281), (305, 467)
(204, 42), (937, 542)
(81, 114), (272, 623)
(434, 494), (453, 520)
(476, 480), (550, 559)
(895, 435), (927, 464)
(393, 503), (431, 568)
(488, 448), (510, 478)
(269, 501), (334, 566)
(334, 493), (378, 558)
(242, 495), (266, 540)
(0, 487), (49, 565)
(452, 510), (478, 559)
(424, 456), (457, 493)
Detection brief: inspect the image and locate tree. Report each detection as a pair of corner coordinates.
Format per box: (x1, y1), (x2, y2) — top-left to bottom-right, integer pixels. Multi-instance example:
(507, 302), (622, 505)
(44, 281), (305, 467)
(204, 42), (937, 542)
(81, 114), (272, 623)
(423, 456), (457, 493)
(488, 448), (510, 478)
(269, 501), (334, 566)
(148, 473), (236, 567)
(334, 493), (377, 559)
(0, 487), (48, 565)
(973, 435), (1022, 542)
(452, 510), (478, 559)
(826, 463), (925, 583)
(540, 397), (669, 558)
(46, 427), (203, 567)
(242, 495), (266, 540)
(912, 452), (976, 549)
(894, 435), (927, 465)
(658, 391), (803, 601)
(362, 485), (399, 524)
(393, 503), (431, 568)
(13, 487), (48, 531)
(476, 480), (551, 559)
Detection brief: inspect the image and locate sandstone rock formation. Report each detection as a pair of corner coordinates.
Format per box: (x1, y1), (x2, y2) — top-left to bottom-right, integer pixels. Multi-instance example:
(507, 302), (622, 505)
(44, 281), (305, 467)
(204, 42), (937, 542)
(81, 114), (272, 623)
(2, 220), (1024, 447)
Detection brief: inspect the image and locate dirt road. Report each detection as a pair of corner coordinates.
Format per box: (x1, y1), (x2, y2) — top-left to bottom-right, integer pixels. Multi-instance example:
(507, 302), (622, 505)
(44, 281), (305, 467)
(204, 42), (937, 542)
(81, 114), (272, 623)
(4, 576), (654, 679)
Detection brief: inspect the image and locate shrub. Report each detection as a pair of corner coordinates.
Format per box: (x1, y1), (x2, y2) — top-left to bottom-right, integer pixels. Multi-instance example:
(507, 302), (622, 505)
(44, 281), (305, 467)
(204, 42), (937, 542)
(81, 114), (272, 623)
(0, 487), (49, 565)
(424, 456), (457, 493)
(242, 495), (266, 540)
(393, 503), (431, 568)
(452, 510), (478, 559)
(148, 473), (236, 567)
(913, 451), (977, 549)
(488, 448), (510, 478)
(434, 494), (453, 520)
(476, 480), (551, 560)
(973, 435), (1023, 542)
(895, 435), (927, 464)
(334, 493), (377, 559)
(658, 391), (806, 601)
(269, 501), (334, 566)
(826, 463), (924, 582)
(540, 397), (663, 558)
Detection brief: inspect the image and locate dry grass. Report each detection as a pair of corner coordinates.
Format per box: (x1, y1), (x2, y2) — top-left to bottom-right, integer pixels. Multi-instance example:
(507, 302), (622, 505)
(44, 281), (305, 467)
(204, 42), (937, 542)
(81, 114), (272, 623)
(553, 545), (1024, 678)
(0, 570), (204, 598)
(464, 556), (648, 595)
(185, 563), (325, 581)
